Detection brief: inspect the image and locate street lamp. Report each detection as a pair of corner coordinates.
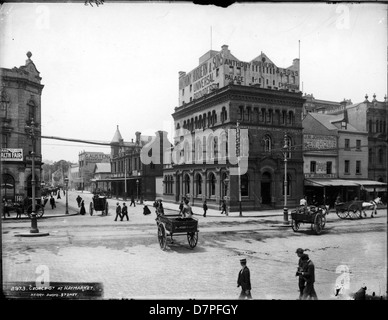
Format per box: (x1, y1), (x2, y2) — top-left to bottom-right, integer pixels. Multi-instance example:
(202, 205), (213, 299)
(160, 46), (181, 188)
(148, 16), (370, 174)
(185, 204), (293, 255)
(136, 179), (139, 202)
(223, 176), (229, 214)
(25, 118), (39, 233)
(64, 177), (69, 214)
(283, 133), (289, 225)
(236, 121), (242, 216)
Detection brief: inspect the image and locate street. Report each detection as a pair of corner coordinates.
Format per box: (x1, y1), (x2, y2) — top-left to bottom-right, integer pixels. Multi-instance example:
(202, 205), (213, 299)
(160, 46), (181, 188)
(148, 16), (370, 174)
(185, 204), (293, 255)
(1, 190), (386, 300)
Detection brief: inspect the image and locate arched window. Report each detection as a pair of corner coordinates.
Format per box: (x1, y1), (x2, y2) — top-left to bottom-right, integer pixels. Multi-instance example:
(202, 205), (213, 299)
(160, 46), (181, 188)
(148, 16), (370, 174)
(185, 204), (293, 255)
(203, 113), (207, 128)
(239, 106), (244, 121)
(282, 111), (287, 124)
(241, 173), (249, 197)
(195, 138), (202, 163)
(220, 132), (228, 159)
(376, 120), (380, 133)
(264, 134), (272, 152)
(184, 174), (190, 195)
(195, 173), (202, 196)
(369, 119), (373, 132)
(184, 140), (191, 164)
(288, 111), (294, 125)
(1, 173), (15, 201)
(27, 99), (37, 121)
(195, 116), (198, 129)
(176, 123), (180, 130)
(208, 173), (216, 196)
(198, 115), (202, 129)
(221, 172), (228, 197)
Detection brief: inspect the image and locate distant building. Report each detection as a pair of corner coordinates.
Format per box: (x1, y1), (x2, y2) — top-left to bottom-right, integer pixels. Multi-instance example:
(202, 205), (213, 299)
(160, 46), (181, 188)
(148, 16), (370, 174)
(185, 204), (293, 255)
(302, 93), (352, 117)
(78, 151), (110, 191)
(1, 52), (44, 202)
(91, 162), (111, 192)
(104, 126), (171, 201)
(68, 164), (80, 190)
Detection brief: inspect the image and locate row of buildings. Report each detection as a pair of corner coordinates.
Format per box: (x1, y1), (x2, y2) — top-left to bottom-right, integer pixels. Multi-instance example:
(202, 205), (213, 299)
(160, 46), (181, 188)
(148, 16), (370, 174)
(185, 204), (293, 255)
(1, 48), (387, 211)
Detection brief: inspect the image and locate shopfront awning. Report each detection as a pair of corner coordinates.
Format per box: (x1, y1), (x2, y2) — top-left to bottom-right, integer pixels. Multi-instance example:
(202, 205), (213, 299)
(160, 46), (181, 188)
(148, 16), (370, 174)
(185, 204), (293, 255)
(305, 179), (360, 187)
(305, 179), (387, 191)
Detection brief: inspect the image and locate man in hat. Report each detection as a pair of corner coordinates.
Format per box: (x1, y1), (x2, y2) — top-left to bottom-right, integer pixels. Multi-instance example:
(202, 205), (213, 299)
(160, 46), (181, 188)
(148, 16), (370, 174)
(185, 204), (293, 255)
(237, 258), (252, 299)
(300, 254), (318, 300)
(114, 202), (122, 221)
(121, 203), (129, 221)
(295, 248), (308, 299)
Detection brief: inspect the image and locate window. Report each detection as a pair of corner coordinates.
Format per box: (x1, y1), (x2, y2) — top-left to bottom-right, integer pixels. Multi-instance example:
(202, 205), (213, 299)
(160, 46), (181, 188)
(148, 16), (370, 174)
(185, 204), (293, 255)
(369, 120), (373, 132)
(344, 160), (350, 174)
(356, 161), (361, 174)
(376, 120), (379, 133)
(190, 85), (192, 92)
(356, 140), (361, 150)
(378, 148), (384, 164)
(184, 174), (190, 195)
(326, 161), (332, 174)
(27, 99), (36, 121)
(238, 106), (243, 121)
(264, 135), (271, 152)
(247, 107), (251, 122)
(369, 148), (373, 163)
(1, 134), (8, 148)
(195, 174), (202, 196)
(310, 161), (316, 173)
(345, 139), (350, 150)
(285, 136), (292, 158)
(208, 173), (216, 196)
(216, 68), (219, 77)
(241, 174), (249, 197)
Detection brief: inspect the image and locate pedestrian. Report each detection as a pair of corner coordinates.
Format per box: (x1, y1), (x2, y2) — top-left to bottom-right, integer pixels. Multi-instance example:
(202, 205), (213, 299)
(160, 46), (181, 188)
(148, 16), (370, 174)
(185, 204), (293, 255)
(121, 203), (129, 221)
(182, 199), (193, 218)
(143, 204), (151, 215)
(57, 190), (61, 199)
(114, 202), (122, 221)
(49, 195), (56, 209)
(300, 254), (318, 300)
(158, 200), (164, 215)
(76, 195), (82, 208)
(80, 200), (86, 215)
(63, 188), (65, 196)
(203, 200), (208, 217)
(295, 248), (308, 300)
(220, 200), (227, 215)
(237, 258), (252, 299)
(179, 200), (184, 216)
(130, 194), (136, 207)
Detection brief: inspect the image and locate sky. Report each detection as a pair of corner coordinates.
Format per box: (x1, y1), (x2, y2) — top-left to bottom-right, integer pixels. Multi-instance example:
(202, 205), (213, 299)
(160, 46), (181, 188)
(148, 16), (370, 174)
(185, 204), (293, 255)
(0, 1), (387, 163)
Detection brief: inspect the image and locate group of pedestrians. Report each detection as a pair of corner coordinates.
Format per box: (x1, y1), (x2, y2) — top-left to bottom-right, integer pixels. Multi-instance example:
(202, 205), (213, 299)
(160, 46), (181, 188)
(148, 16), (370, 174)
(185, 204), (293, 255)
(236, 248), (318, 300)
(114, 202), (129, 221)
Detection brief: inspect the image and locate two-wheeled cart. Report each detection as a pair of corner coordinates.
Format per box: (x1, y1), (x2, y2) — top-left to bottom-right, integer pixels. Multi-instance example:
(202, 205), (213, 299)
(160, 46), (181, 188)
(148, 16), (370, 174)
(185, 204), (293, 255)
(291, 206), (326, 235)
(155, 214), (199, 250)
(89, 195), (109, 216)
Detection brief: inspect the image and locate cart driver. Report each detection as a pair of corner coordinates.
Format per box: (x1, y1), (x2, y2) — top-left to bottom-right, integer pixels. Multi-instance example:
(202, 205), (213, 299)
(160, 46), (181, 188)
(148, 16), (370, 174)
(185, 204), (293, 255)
(183, 199), (193, 219)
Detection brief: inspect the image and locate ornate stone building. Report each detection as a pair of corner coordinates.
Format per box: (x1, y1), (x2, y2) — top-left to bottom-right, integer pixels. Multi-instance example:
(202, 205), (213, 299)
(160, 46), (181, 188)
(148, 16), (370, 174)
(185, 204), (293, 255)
(162, 45), (305, 211)
(1, 52), (44, 202)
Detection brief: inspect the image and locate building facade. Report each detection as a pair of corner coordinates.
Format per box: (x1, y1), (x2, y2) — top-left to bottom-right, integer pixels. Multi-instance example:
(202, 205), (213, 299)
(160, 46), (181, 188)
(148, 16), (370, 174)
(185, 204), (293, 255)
(163, 45), (305, 211)
(1, 52), (44, 202)
(78, 151), (110, 191)
(302, 93), (352, 117)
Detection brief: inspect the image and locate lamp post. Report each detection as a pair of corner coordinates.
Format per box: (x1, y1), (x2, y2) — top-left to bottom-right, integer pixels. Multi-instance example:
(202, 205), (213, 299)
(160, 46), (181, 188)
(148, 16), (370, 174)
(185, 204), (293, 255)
(25, 118), (39, 233)
(223, 176), (229, 214)
(136, 179), (139, 202)
(64, 177), (69, 214)
(283, 133), (289, 225)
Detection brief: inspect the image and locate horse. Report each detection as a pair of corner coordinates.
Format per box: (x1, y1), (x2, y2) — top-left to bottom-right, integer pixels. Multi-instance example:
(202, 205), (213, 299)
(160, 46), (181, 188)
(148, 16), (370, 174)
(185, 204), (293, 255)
(361, 197), (382, 218)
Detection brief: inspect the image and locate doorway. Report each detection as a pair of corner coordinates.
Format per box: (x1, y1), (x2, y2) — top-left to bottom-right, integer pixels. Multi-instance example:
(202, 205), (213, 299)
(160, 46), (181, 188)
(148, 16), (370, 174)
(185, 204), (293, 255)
(261, 172), (272, 204)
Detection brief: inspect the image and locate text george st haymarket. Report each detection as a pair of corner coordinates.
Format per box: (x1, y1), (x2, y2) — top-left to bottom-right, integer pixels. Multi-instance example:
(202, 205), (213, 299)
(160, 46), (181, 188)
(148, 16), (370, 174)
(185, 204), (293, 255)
(149, 304), (238, 317)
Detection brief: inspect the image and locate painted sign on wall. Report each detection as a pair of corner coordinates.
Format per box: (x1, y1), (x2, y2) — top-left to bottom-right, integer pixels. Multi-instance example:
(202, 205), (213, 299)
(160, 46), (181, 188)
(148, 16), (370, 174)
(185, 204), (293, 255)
(1, 148), (23, 161)
(304, 134), (337, 151)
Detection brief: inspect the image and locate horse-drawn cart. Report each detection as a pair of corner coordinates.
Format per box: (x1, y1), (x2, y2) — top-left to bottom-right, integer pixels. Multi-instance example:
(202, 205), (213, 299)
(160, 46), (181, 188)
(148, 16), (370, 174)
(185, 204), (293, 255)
(3, 198), (45, 219)
(155, 214), (199, 250)
(335, 197), (382, 219)
(291, 206), (326, 235)
(89, 195), (109, 216)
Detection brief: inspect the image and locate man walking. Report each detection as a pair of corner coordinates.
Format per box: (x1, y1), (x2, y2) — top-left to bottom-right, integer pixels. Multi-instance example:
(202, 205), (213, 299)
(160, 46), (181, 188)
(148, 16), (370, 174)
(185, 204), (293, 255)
(203, 200), (208, 217)
(300, 254), (318, 300)
(220, 200), (227, 216)
(130, 194), (136, 207)
(295, 248), (308, 299)
(237, 258), (252, 299)
(114, 202), (122, 221)
(50, 195), (56, 209)
(121, 203), (129, 221)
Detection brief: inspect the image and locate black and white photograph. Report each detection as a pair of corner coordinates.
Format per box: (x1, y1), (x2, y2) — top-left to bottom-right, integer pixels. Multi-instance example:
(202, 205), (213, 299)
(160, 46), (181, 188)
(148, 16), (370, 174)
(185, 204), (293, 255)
(0, 0), (387, 308)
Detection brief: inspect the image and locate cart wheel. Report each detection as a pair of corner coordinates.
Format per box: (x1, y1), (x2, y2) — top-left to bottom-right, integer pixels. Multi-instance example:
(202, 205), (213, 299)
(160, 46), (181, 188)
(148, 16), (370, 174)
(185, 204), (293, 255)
(321, 213), (327, 229)
(104, 202), (109, 215)
(336, 209), (348, 219)
(348, 204), (361, 220)
(89, 202), (94, 216)
(187, 232), (198, 248)
(157, 224), (167, 250)
(291, 219), (300, 232)
(313, 213), (323, 235)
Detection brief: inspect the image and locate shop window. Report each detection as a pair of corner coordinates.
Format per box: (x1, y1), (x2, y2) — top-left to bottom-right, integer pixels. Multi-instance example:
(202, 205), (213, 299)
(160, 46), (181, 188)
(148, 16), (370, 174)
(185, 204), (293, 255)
(326, 161), (332, 174)
(310, 161), (316, 173)
(241, 173), (249, 197)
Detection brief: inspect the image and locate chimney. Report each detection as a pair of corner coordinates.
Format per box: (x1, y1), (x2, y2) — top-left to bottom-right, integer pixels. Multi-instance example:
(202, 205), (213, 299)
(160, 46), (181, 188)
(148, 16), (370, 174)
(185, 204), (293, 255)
(221, 44), (229, 51)
(135, 131), (141, 144)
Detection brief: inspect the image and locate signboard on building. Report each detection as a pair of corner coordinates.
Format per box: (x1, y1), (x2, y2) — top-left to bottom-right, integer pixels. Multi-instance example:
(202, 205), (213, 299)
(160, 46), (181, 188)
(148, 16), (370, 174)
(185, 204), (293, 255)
(81, 153), (111, 163)
(304, 134), (337, 151)
(304, 173), (336, 179)
(1, 148), (23, 161)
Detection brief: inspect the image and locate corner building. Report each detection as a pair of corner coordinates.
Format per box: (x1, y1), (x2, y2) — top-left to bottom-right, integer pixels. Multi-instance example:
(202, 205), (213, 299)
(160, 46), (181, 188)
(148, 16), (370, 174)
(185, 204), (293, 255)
(163, 45), (305, 211)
